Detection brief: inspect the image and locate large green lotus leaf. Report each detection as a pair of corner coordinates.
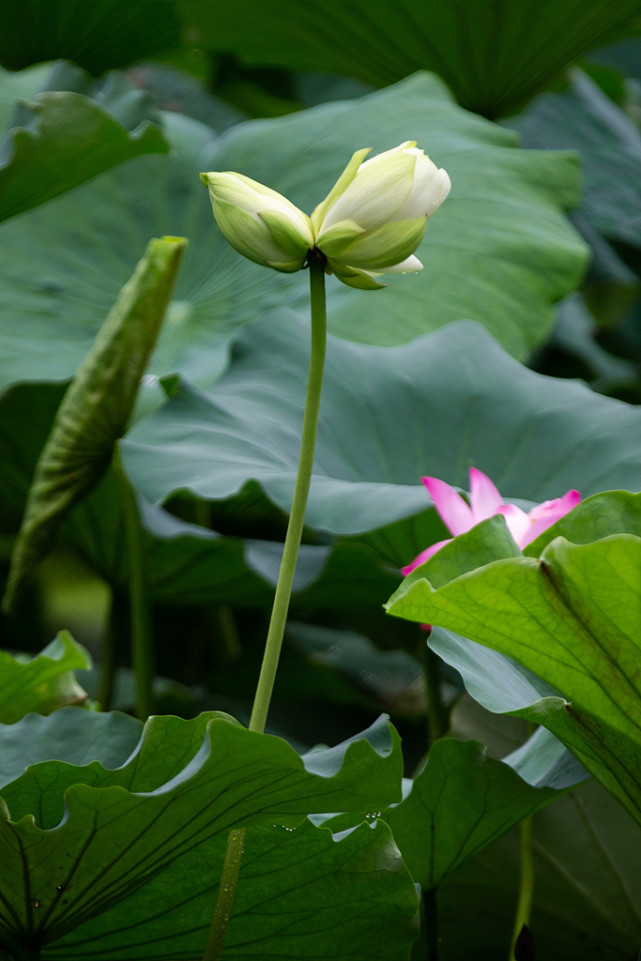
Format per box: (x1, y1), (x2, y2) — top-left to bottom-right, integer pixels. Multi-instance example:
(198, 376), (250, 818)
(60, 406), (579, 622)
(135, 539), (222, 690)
(386, 501), (641, 822)
(509, 68), (641, 248)
(0, 632), (91, 724)
(48, 819), (418, 961)
(0, 711), (406, 957)
(0, 71), (169, 223)
(4, 237), (186, 611)
(429, 624), (560, 718)
(426, 622), (590, 790)
(430, 618), (591, 803)
(438, 778), (641, 960)
(0, 73), (586, 395)
(179, 0), (641, 116)
(386, 738), (560, 891)
(121, 317), (641, 553)
(0, 711), (402, 825)
(0, 708), (142, 787)
(0, 0), (181, 75)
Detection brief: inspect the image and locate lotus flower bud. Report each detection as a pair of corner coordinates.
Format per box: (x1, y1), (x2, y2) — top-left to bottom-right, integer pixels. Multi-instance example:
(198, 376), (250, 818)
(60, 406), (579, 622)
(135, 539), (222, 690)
(311, 142), (451, 289)
(200, 171), (314, 272)
(201, 142), (450, 289)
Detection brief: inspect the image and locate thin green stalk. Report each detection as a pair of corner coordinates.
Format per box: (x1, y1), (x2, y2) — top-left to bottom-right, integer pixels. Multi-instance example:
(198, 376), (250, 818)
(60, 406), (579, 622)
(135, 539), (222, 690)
(509, 814), (534, 960)
(423, 638), (449, 744)
(215, 606), (242, 663)
(116, 454), (154, 720)
(411, 638), (449, 779)
(249, 255), (327, 735)
(96, 590), (119, 710)
(418, 641), (446, 959)
(510, 722), (535, 960)
(202, 256), (328, 961)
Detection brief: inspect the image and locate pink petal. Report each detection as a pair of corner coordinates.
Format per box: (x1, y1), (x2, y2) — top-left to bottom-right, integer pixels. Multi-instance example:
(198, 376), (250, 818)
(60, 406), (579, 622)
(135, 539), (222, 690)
(469, 467), (504, 522)
(401, 539), (451, 575)
(520, 489), (581, 547)
(422, 476), (474, 536)
(498, 504), (531, 547)
(527, 489), (581, 524)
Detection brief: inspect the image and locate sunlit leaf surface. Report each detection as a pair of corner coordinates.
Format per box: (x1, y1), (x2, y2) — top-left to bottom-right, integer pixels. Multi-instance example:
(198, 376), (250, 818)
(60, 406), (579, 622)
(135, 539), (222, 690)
(386, 495), (641, 823)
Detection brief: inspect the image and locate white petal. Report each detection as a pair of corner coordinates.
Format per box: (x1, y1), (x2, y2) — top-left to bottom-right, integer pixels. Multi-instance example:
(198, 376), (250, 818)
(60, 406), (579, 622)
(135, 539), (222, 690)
(377, 255), (423, 273)
(395, 162), (451, 221)
(318, 151), (415, 233)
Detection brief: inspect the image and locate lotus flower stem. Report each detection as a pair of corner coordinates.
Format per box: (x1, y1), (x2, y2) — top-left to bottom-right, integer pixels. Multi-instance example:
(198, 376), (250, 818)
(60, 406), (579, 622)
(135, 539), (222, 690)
(509, 726), (535, 960)
(96, 594), (120, 710)
(202, 254), (327, 961)
(423, 641), (449, 743)
(117, 453), (154, 720)
(249, 252), (327, 734)
(509, 815), (534, 958)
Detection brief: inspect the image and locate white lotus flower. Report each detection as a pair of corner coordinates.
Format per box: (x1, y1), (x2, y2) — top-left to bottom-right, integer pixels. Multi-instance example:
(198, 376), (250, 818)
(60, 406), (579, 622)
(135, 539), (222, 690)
(201, 142), (450, 289)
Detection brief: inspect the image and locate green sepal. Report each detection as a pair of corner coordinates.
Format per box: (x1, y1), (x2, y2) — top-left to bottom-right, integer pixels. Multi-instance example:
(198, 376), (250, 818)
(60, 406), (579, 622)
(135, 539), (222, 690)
(266, 258), (309, 272)
(212, 198), (276, 266)
(259, 208), (312, 260)
(314, 218), (365, 257)
(2, 237), (186, 612)
(327, 259), (387, 290)
(339, 217), (427, 269)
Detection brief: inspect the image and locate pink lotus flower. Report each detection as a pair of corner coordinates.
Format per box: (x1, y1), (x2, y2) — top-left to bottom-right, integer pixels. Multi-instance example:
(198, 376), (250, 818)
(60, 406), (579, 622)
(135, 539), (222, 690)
(403, 468), (580, 575)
